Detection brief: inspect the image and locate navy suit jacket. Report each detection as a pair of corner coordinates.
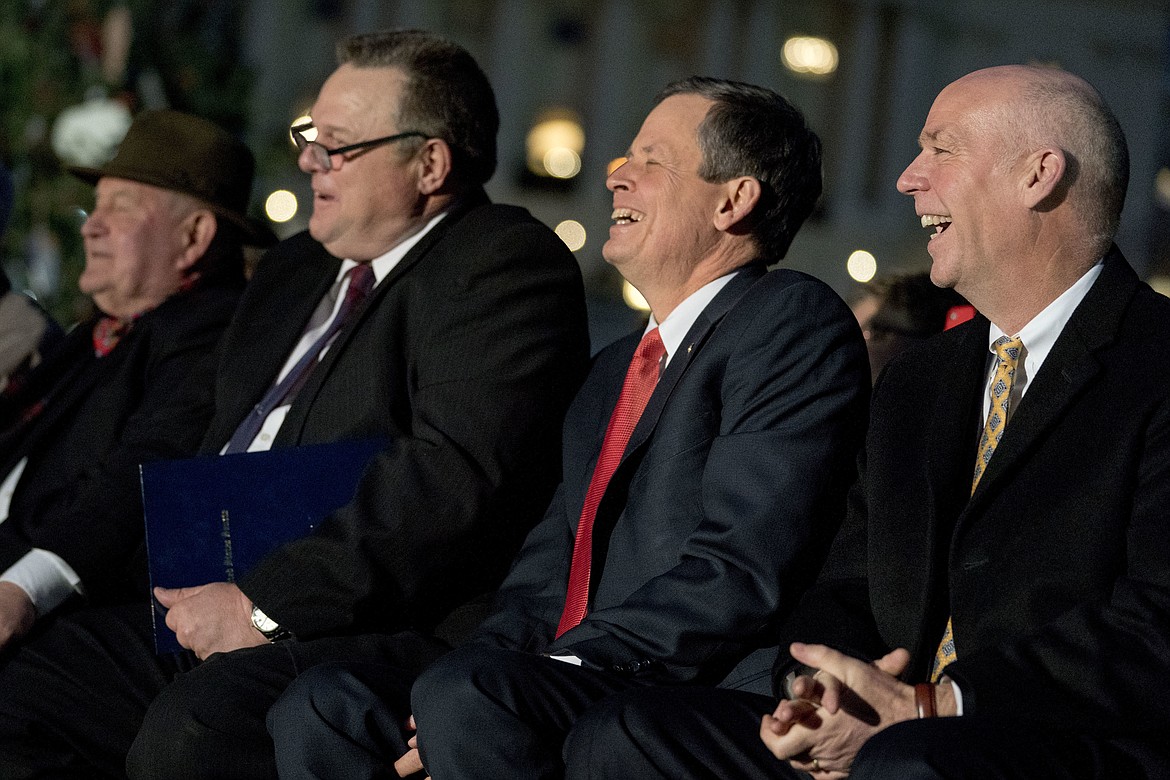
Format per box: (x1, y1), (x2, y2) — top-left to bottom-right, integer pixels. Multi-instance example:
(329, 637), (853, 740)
(776, 248), (1170, 742)
(474, 264), (870, 687)
(198, 193), (590, 640)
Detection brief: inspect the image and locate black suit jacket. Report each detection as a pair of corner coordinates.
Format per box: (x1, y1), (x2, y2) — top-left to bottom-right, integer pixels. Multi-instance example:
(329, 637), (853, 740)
(777, 248), (1170, 739)
(203, 194), (590, 640)
(473, 265), (870, 686)
(0, 285), (241, 603)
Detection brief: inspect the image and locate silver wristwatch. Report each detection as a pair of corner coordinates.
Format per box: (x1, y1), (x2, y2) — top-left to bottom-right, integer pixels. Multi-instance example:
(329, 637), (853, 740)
(250, 604), (294, 642)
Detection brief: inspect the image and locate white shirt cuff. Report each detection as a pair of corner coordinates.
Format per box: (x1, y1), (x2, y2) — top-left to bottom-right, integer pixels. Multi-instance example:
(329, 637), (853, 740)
(0, 548), (84, 616)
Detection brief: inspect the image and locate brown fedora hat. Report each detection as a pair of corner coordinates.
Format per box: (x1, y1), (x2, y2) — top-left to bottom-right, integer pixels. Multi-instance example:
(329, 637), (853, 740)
(70, 109), (276, 246)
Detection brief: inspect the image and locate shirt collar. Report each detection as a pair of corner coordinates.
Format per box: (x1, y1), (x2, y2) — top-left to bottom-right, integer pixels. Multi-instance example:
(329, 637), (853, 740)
(336, 209), (450, 286)
(646, 270), (738, 367)
(988, 259), (1103, 375)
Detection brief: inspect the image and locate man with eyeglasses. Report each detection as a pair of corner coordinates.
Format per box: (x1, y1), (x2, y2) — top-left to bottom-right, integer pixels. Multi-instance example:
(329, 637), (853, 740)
(0, 28), (588, 779)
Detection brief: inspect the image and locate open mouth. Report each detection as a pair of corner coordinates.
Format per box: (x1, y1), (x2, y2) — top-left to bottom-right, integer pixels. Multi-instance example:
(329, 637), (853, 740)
(921, 214), (952, 240)
(611, 208), (645, 226)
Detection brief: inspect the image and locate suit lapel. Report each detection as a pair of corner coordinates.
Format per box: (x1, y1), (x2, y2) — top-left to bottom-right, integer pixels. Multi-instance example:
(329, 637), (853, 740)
(965, 249), (1136, 511)
(623, 264), (766, 458)
(233, 243), (340, 420)
(276, 194), (488, 444)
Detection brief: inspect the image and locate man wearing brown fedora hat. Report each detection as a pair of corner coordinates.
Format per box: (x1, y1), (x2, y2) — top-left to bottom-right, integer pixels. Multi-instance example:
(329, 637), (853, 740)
(0, 29), (588, 779)
(0, 109), (271, 655)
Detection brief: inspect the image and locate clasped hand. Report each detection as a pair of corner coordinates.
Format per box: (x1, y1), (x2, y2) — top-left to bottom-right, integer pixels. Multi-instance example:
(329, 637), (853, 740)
(759, 642), (918, 778)
(155, 582), (266, 660)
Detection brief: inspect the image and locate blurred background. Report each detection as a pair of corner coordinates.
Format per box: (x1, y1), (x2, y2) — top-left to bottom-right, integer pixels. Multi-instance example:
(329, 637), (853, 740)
(2, 0), (1168, 347)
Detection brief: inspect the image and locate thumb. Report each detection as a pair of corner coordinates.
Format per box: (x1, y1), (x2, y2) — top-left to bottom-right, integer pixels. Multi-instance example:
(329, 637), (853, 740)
(875, 647), (911, 677)
(154, 585), (202, 607)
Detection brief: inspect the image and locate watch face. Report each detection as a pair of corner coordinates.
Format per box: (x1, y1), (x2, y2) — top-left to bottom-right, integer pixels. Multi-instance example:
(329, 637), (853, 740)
(251, 606), (279, 633)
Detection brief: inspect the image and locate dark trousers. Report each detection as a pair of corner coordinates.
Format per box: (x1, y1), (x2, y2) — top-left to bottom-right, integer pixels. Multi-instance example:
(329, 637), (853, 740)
(126, 630), (449, 780)
(0, 603), (194, 780)
(562, 685), (1169, 780)
(268, 661), (423, 780)
(0, 599), (447, 780)
(411, 643), (647, 779)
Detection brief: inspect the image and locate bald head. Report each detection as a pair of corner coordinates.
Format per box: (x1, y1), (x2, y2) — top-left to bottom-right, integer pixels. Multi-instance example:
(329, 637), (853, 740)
(955, 65), (1129, 255)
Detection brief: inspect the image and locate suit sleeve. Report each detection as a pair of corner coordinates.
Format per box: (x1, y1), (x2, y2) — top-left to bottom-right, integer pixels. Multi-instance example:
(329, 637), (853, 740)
(554, 279), (869, 683)
(239, 216), (589, 639)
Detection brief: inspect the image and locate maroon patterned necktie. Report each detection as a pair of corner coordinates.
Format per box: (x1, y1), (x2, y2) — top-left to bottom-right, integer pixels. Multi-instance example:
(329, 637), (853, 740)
(92, 316), (133, 357)
(555, 328), (665, 638)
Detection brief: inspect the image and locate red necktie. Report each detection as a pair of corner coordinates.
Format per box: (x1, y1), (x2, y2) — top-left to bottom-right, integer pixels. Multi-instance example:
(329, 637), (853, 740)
(555, 328), (665, 638)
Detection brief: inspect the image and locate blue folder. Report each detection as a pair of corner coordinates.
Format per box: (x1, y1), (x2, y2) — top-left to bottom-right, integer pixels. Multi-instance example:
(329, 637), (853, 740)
(140, 438), (387, 654)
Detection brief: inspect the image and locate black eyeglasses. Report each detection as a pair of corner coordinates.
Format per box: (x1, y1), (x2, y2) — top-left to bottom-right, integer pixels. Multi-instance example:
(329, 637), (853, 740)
(290, 122), (427, 171)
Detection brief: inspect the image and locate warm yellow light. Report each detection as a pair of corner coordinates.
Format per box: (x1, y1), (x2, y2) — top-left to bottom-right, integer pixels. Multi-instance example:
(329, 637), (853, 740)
(527, 111), (585, 178)
(555, 220), (587, 251)
(607, 157), (628, 176)
(290, 114), (316, 146)
(265, 190), (298, 223)
(1149, 275), (1170, 298)
(544, 148), (582, 179)
(846, 250), (877, 283)
(1156, 168), (1170, 209)
(782, 36), (839, 77)
(622, 280), (650, 312)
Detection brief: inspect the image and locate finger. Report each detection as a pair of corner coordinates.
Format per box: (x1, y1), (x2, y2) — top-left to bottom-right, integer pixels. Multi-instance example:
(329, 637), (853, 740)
(394, 747), (424, 777)
(407, 714), (416, 731)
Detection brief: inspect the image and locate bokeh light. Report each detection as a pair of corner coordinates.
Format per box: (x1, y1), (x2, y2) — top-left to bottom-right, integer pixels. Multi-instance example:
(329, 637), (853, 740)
(846, 249), (878, 283)
(265, 190), (298, 223)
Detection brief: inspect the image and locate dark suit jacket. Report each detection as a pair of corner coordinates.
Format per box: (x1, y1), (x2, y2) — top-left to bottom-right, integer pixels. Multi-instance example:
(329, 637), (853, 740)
(204, 193), (590, 640)
(776, 248), (1170, 740)
(473, 264), (870, 686)
(0, 285), (241, 603)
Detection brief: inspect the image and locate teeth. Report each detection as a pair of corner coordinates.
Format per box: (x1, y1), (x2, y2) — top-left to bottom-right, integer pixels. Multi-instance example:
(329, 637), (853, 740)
(611, 208), (644, 225)
(919, 214), (952, 228)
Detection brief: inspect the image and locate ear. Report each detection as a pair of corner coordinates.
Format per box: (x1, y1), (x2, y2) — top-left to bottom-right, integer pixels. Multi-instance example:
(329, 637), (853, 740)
(416, 138), (454, 195)
(175, 209), (218, 275)
(1019, 147), (1066, 209)
(713, 176), (762, 232)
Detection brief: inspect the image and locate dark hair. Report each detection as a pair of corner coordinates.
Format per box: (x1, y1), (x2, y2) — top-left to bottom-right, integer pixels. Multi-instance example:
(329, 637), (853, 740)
(654, 76), (822, 263)
(860, 272), (967, 339)
(337, 29), (499, 186)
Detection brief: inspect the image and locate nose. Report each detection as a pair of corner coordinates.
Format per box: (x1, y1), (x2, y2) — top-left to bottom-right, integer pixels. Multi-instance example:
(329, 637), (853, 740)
(606, 157), (630, 193)
(80, 207), (105, 238)
(298, 143), (327, 174)
(897, 153), (928, 195)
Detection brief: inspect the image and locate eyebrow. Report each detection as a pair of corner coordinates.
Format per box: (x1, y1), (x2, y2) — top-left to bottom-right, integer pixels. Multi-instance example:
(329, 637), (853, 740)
(919, 127), (957, 147)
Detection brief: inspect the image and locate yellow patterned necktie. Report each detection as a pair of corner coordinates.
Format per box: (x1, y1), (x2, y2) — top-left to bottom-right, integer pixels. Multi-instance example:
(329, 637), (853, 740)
(931, 335), (1024, 682)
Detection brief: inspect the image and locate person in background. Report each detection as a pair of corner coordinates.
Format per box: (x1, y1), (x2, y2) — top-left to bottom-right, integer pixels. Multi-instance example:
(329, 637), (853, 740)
(0, 163), (62, 400)
(850, 271), (967, 382)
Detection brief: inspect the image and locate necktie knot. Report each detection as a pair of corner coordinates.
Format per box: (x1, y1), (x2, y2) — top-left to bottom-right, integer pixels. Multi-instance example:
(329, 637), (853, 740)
(993, 335), (1023, 365)
(92, 316), (134, 357)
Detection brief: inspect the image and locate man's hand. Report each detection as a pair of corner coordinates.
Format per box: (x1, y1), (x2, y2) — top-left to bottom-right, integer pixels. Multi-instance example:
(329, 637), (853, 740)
(759, 642), (916, 777)
(155, 582), (266, 660)
(0, 581), (36, 651)
(393, 715), (430, 779)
